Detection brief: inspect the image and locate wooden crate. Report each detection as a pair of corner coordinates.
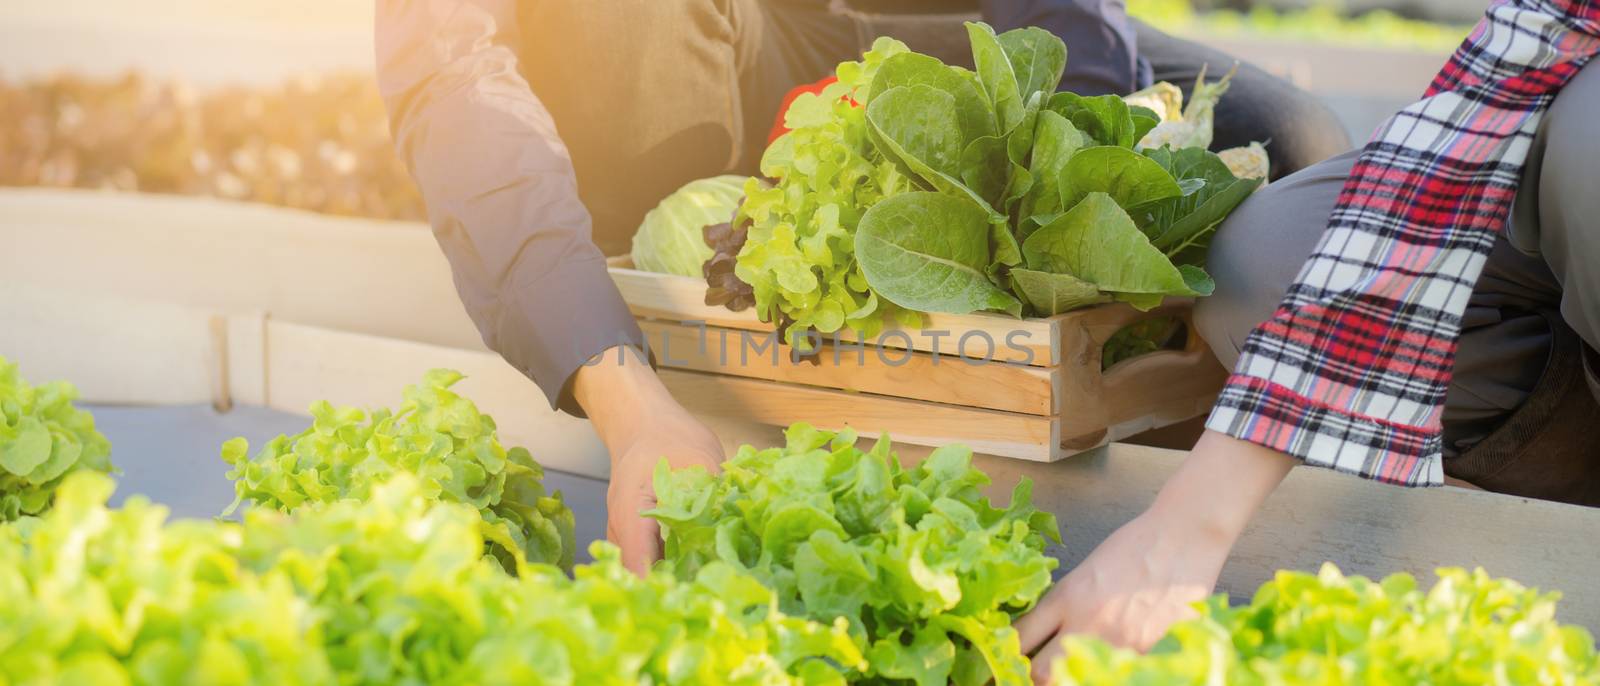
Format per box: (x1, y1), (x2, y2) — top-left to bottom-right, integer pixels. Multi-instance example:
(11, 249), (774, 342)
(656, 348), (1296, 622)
(608, 257), (1227, 461)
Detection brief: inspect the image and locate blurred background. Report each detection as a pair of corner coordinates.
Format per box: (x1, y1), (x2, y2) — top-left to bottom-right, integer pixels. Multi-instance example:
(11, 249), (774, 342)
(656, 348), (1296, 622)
(0, 0), (1470, 223)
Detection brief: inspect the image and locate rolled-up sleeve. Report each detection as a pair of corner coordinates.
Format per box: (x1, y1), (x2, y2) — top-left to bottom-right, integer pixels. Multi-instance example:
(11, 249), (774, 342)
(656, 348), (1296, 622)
(981, 0), (1142, 95)
(376, 0), (645, 414)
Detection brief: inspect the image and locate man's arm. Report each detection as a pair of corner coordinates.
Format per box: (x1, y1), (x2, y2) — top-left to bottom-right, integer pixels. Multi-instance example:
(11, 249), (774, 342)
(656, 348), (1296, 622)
(376, 0), (643, 414)
(980, 0), (1144, 95)
(375, 0), (725, 573)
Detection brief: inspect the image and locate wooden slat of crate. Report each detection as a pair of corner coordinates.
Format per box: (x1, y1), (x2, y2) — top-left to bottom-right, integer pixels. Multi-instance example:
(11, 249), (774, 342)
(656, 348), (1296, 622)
(637, 319), (1059, 415)
(608, 258), (1060, 366)
(659, 369), (1059, 461)
(610, 259), (1228, 461)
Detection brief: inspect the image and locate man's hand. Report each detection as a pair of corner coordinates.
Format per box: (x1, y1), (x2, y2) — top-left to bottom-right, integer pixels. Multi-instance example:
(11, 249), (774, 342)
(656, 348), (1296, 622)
(1015, 431), (1296, 684)
(573, 345), (724, 575)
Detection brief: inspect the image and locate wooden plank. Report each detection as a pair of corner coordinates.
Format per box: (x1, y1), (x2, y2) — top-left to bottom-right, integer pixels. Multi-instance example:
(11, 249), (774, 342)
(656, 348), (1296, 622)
(0, 287), (222, 405)
(607, 258), (1060, 366)
(258, 321), (612, 479)
(224, 312), (268, 408)
(638, 319), (1058, 415)
(0, 189), (485, 352)
(660, 369), (1057, 461)
(1101, 349), (1227, 444)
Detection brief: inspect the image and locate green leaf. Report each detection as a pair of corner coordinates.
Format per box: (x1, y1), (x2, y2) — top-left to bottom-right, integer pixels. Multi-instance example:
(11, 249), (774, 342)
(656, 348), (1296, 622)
(998, 93), (1044, 219)
(869, 628), (956, 686)
(996, 26), (1067, 104)
(868, 52), (998, 143)
(991, 220), (1024, 268)
(1022, 193), (1206, 300)
(1131, 113), (1161, 146)
(1140, 147), (1263, 257)
(1017, 110), (1086, 242)
(856, 192), (1021, 316)
(966, 22), (1026, 134)
(959, 135), (1011, 209)
(1, 416), (51, 476)
(1011, 268), (1111, 316)
(1179, 265), (1216, 296)
(1046, 91), (1135, 148)
(868, 85), (1002, 219)
(1059, 146), (1184, 212)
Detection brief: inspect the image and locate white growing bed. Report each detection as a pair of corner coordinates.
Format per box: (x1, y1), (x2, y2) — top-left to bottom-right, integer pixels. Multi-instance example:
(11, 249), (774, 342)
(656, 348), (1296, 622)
(4, 188), (1598, 630)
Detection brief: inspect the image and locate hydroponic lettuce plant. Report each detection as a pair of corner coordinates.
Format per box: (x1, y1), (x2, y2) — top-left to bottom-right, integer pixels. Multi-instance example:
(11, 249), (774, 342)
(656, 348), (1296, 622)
(0, 471), (863, 685)
(221, 368), (576, 571)
(1052, 564), (1600, 685)
(648, 423), (1061, 686)
(0, 355), (114, 521)
(731, 24), (1262, 343)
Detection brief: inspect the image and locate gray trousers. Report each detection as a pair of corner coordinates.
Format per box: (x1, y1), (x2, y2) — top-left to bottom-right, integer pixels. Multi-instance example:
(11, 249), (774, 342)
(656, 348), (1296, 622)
(1196, 62), (1600, 464)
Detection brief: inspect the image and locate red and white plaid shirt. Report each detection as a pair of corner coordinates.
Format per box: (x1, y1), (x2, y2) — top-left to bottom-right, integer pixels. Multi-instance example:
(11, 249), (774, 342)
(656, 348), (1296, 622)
(1206, 0), (1600, 486)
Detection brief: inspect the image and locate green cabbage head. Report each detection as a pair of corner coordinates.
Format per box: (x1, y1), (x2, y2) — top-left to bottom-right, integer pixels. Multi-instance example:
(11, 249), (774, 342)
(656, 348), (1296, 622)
(631, 175), (746, 277)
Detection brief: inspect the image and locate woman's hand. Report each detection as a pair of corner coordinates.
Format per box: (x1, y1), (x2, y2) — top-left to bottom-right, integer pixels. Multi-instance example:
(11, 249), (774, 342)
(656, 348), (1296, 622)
(574, 345), (724, 574)
(1015, 431), (1296, 683)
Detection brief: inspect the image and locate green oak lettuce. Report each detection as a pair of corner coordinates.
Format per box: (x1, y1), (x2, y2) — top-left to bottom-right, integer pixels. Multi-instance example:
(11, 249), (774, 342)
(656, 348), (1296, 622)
(0, 471), (861, 685)
(1053, 564), (1600, 685)
(734, 37), (921, 346)
(221, 368), (575, 571)
(0, 355), (114, 521)
(648, 423), (1061, 686)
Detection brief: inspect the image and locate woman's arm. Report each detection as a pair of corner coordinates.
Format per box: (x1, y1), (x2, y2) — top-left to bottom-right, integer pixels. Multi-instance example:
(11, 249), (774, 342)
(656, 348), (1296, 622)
(1014, 431), (1294, 681)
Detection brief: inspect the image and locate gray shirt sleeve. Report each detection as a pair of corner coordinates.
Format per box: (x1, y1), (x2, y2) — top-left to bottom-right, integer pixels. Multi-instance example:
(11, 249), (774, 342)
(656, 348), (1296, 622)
(375, 0), (645, 415)
(980, 0), (1145, 95)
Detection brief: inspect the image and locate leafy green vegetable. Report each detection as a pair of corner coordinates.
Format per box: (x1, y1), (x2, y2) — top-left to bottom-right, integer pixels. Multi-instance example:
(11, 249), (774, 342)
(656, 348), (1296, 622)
(966, 23), (1028, 136)
(1011, 269), (1110, 317)
(221, 368), (575, 571)
(631, 175), (747, 277)
(648, 423), (1061, 686)
(1053, 564), (1600, 685)
(728, 22), (1259, 329)
(857, 192), (1022, 317)
(867, 85), (1000, 217)
(1140, 146), (1262, 258)
(0, 471), (861, 685)
(734, 38), (921, 345)
(0, 355), (113, 521)
(1057, 145), (1182, 211)
(995, 28), (1068, 115)
(1023, 193), (1210, 301)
